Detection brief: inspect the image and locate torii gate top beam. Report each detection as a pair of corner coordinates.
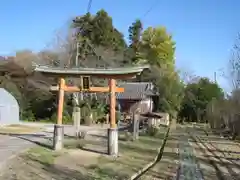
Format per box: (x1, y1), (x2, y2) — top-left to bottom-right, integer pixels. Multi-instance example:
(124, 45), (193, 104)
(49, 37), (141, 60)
(33, 65), (149, 79)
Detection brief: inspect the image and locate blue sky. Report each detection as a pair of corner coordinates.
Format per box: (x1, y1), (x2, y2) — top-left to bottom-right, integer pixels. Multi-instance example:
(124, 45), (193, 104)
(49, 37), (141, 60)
(0, 0), (239, 91)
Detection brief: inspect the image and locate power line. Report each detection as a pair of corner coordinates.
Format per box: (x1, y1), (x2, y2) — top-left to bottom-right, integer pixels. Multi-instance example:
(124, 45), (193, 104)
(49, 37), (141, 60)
(141, 0), (159, 20)
(74, 0), (93, 112)
(87, 0), (93, 13)
(75, 0), (93, 67)
(214, 71), (217, 83)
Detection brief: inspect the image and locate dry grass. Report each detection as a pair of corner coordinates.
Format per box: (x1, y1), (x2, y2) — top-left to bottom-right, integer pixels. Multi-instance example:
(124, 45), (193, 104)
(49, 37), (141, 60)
(92, 132), (166, 179)
(0, 127), (168, 180)
(139, 127), (180, 180)
(0, 124), (42, 134)
(62, 128), (168, 179)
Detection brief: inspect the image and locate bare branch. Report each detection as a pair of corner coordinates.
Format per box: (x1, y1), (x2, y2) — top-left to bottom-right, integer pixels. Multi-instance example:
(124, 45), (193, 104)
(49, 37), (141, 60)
(228, 33), (240, 90)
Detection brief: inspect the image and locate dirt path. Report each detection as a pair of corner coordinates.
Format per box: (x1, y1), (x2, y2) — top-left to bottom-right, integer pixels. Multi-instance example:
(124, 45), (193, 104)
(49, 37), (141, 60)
(0, 124), (108, 171)
(0, 128), (167, 180)
(0, 132), (53, 170)
(2, 123), (239, 180)
(139, 125), (204, 180)
(0, 128), (108, 179)
(140, 124), (240, 180)
(190, 125), (240, 180)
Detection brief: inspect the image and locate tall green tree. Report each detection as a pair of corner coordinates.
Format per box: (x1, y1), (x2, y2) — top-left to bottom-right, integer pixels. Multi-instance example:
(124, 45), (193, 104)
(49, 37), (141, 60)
(141, 26), (176, 69)
(128, 19), (143, 64)
(137, 26), (182, 115)
(72, 9), (129, 69)
(179, 78), (224, 122)
(73, 9), (126, 52)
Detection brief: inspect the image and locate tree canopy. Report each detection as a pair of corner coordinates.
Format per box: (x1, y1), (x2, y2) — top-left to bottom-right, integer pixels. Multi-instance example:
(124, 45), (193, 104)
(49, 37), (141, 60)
(1, 8), (226, 127)
(73, 9), (127, 52)
(128, 19), (143, 64)
(133, 26), (182, 116)
(179, 78), (224, 122)
(141, 27), (176, 69)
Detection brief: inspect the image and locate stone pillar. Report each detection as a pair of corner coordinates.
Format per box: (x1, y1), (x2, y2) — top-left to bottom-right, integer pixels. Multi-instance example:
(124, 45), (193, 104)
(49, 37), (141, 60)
(106, 113), (109, 124)
(171, 118), (177, 130)
(107, 128), (118, 157)
(53, 124), (64, 150)
(148, 118), (155, 127)
(73, 107), (81, 137)
(132, 113), (140, 140)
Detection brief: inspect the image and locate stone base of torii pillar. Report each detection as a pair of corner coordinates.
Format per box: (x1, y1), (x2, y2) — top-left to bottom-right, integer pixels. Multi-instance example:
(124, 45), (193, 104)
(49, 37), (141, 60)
(53, 124), (64, 151)
(107, 127), (118, 157)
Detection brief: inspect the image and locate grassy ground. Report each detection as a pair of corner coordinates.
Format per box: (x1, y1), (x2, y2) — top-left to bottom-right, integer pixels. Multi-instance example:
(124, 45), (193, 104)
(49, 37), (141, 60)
(139, 125), (180, 180)
(0, 127), (168, 180)
(0, 124), (42, 134)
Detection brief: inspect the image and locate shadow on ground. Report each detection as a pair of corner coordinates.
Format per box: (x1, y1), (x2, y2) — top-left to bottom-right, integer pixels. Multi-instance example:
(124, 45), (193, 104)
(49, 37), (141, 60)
(0, 132), (53, 149)
(191, 133), (240, 180)
(0, 153), (126, 180)
(0, 126), (170, 180)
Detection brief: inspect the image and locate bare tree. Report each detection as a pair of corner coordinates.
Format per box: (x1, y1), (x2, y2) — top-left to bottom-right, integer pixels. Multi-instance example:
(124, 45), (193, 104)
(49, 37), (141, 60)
(38, 19), (76, 68)
(228, 33), (240, 90)
(208, 33), (240, 138)
(178, 67), (199, 84)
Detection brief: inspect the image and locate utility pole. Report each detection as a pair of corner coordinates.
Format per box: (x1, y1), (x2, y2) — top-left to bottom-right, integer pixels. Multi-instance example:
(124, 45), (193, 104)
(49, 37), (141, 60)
(72, 42), (83, 137)
(77, 41), (84, 107)
(73, 0), (93, 134)
(214, 71), (217, 83)
(75, 42), (80, 67)
(76, 41), (84, 102)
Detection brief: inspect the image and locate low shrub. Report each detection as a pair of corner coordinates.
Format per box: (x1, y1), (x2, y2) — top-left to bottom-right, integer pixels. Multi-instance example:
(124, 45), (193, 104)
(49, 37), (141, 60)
(146, 125), (159, 137)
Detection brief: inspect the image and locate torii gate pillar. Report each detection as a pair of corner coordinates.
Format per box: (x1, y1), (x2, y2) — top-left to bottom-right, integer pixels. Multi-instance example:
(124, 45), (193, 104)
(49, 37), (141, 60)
(108, 78), (118, 156)
(53, 78), (65, 150)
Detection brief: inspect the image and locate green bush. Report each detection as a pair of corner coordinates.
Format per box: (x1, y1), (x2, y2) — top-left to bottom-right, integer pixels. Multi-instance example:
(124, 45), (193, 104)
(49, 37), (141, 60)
(147, 125), (159, 137)
(21, 110), (35, 122)
(40, 118), (53, 123)
(63, 115), (72, 124)
(50, 113), (57, 122)
(50, 112), (72, 124)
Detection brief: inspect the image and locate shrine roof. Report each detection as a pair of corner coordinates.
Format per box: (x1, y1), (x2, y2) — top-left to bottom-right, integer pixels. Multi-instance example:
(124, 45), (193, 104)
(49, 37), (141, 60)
(116, 82), (158, 100)
(33, 64), (149, 76)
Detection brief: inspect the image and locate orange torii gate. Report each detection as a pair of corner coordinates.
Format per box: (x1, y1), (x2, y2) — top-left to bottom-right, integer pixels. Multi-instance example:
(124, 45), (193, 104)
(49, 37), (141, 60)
(51, 78), (124, 127)
(34, 65), (148, 156)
